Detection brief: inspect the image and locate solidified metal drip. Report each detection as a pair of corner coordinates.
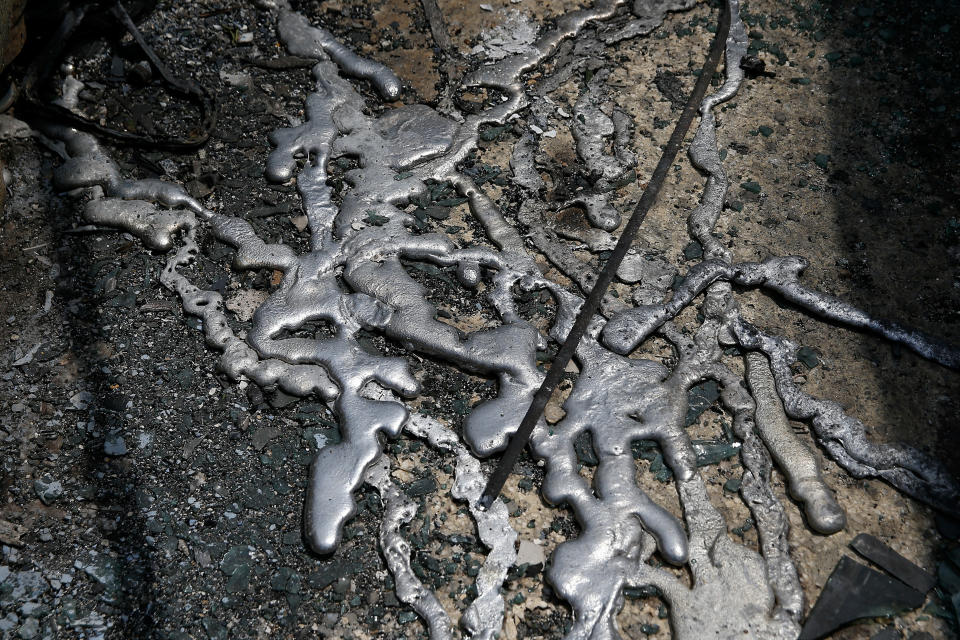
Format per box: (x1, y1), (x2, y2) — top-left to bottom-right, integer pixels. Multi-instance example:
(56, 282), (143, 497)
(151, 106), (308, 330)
(363, 383), (518, 639)
(404, 411), (518, 640)
(45, 0), (960, 638)
(746, 352), (846, 535)
(365, 455), (453, 640)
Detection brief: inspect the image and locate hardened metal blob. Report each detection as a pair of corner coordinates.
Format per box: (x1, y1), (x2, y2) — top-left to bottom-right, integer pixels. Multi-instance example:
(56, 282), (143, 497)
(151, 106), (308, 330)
(44, 0), (960, 637)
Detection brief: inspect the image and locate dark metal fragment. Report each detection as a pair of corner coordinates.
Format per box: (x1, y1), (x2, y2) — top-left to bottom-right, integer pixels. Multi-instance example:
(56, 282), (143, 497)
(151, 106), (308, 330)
(798, 556), (925, 640)
(850, 533), (937, 594)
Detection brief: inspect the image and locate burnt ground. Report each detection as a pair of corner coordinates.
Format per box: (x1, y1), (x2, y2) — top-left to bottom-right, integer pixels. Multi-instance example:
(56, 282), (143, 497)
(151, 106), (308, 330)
(0, 0), (958, 639)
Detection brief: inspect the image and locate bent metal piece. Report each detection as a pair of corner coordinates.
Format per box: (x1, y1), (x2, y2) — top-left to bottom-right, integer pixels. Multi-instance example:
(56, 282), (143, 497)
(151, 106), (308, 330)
(477, 0), (732, 510)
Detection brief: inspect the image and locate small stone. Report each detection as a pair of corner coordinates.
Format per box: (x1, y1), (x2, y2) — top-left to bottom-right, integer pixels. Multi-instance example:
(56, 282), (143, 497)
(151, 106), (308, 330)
(758, 125), (774, 137)
(269, 390), (299, 408)
(220, 546), (252, 593)
(0, 520), (26, 546)
(103, 434), (127, 456)
(270, 567), (301, 595)
(17, 617), (39, 639)
(685, 381), (720, 427)
(70, 391), (94, 410)
(201, 618), (228, 640)
(516, 540), (546, 567)
(424, 206), (451, 220)
(333, 576), (350, 595)
(543, 403), (565, 424)
(574, 432), (599, 467)
(724, 475), (743, 493)
(682, 241), (704, 260)
(220, 546), (252, 575)
(251, 427), (281, 451)
(194, 547), (212, 568)
(814, 153), (830, 170)
(323, 612), (340, 625)
(6, 572), (46, 601)
(33, 475), (63, 505)
(0, 613), (17, 633)
(290, 215), (309, 232)
(226, 564), (250, 593)
(796, 346), (820, 369)
(693, 440), (739, 467)
(0, 115), (31, 140)
(740, 180), (762, 194)
(128, 61), (152, 85)
(405, 476), (436, 498)
(237, 32), (254, 44)
(83, 556), (119, 593)
(616, 253), (646, 283)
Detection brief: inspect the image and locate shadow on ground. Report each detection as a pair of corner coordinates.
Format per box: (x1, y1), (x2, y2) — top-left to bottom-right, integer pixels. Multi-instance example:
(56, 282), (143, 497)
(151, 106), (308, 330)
(824, 0), (960, 476)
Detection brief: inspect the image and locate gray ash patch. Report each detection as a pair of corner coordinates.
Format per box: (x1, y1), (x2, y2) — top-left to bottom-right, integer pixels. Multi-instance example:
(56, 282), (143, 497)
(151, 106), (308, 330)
(654, 68), (688, 111)
(413, 358), (497, 434)
(400, 258), (500, 328)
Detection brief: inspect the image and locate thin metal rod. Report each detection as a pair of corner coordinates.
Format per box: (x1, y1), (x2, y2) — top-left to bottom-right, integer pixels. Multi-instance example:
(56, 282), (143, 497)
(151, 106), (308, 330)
(478, 3), (732, 510)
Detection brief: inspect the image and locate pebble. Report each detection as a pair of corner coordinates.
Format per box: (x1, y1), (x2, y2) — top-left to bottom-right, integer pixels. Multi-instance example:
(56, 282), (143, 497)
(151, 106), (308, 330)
(0, 614), (16, 633)
(219, 70), (252, 87)
(516, 540), (546, 567)
(290, 215), (309, 232)
(128, 60), (152, 84)
(17, 617), (38, 639)
(33, 475), (63, 505)
(682, 241), (704, 261)
(69, 391), (94, 410)
(251, 426), (281, 450)
(103, 435), (128, 456)
(543, 403), (565, 424)
(796, 346), (820, 369)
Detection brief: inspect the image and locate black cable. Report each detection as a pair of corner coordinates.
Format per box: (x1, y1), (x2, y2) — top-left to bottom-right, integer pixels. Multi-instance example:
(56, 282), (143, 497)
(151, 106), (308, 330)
(20, 1), (216, 151)
(478, 2), (733, 510)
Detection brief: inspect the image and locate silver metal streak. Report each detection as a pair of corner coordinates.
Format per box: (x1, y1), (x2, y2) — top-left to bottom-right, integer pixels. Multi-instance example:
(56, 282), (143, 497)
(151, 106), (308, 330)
(44, 0), (960, 638)
(404, 411), (518, 640)
(745, 351), (847, 534)
(365, 455), (453, 640)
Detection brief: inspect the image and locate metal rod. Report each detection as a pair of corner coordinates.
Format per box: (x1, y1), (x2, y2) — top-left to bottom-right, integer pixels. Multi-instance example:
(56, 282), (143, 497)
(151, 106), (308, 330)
(478, 2), (733, 510)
